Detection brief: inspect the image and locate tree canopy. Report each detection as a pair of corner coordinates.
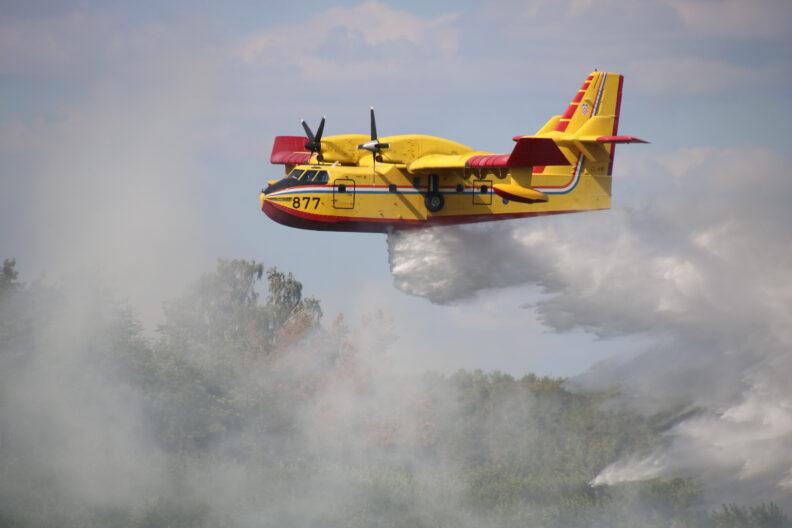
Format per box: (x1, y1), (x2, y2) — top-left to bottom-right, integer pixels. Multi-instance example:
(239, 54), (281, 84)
(0, 258), (787, 528)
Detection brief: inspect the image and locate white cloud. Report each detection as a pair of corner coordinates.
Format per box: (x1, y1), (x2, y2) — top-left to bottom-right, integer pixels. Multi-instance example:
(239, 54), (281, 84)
(671, 0), (792, 40)
(466, 0), (791, 96)
(238, 1), (460, 81)
(0, 9), (222, 324)
(0, 11), (114, 75)
(628, 56), (776, 95)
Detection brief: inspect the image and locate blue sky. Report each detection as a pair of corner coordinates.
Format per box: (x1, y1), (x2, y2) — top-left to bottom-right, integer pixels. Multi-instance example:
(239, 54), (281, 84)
(1, 0), (790, 376)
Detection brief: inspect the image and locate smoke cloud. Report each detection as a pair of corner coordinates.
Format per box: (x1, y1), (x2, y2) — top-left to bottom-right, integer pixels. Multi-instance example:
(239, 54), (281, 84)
(387, 147), (792, 507)
(3, 3), (792, 525)
(8, 262), (668, 527)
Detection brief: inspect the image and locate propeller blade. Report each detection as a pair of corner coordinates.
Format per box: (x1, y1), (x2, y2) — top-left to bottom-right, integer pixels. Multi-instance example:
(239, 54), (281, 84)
(358, 111), (388, 156)
(301, 120), (315, 143)
(315, 116), (326, 143)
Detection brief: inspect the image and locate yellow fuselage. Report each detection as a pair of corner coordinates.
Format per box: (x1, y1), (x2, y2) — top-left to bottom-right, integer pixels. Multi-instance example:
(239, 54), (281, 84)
(260, 155), (611, 232)
(261, 71), (639, 232)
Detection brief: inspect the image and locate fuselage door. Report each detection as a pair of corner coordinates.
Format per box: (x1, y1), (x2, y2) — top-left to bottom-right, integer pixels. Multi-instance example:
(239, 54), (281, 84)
(333, 178), (355, 209)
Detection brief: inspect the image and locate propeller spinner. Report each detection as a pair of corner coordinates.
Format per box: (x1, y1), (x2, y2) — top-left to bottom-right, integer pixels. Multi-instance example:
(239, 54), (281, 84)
(358, 107), (389, 162)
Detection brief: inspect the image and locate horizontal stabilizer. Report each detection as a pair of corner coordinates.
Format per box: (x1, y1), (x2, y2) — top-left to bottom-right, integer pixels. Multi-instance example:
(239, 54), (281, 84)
(594, 135), (649, 144)
(271, 136), (311, 165)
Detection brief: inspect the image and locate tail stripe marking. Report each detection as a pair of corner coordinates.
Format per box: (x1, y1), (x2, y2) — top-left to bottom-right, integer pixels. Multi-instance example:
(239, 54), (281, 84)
(607, 74), (624, 176)
(539, 72), (607, 194)
(592, 72), (607, 116)
(534, 155), (584, 195)
(554, 73), (599, 132)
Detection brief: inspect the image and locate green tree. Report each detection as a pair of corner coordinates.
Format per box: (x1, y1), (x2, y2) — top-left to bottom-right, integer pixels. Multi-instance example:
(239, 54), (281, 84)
(709, 502), (791, 528)
(2, 258), (791, 528)
(0, 258), (18, 292)
(158, 260), (322, 361)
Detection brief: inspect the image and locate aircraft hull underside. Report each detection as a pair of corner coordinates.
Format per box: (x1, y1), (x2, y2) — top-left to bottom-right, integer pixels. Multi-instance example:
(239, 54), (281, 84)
(262, 199), (593, 233)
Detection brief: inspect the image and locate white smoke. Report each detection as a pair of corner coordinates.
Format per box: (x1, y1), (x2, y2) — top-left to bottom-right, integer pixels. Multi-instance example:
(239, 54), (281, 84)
(387, 147), (792, 506)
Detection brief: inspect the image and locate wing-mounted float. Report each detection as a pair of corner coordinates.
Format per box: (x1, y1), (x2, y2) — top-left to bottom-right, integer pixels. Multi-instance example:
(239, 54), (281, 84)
(262, 70), (647, 233)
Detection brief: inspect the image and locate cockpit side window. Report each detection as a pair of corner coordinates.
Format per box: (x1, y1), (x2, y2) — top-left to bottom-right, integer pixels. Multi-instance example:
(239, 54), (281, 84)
(300, 170), (318, 182)
(314, 171), (329, 184)
(288, 169), (303, 179)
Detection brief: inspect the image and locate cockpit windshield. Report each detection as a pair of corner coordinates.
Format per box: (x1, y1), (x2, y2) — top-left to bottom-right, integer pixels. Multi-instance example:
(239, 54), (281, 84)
(286, 168), (328, 183)
(265, 168), (329, 195)
(298, 170), (329, 183)
(299, 170), (318, 182)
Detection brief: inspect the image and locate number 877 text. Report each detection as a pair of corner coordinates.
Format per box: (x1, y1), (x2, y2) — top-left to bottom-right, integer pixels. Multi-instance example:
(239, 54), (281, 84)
(292, 197), (320, 209)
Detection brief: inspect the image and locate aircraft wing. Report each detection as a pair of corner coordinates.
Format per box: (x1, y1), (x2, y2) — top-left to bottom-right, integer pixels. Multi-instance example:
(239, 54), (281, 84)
(408, 137), (571, 173)
(407, 153), (473, 171)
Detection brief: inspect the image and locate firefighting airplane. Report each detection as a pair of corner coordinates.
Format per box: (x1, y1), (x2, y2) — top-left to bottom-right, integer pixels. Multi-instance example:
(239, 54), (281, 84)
(260, 70), (646, 232)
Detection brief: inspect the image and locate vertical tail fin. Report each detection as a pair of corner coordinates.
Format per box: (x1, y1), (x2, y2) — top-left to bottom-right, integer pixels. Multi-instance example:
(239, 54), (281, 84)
(553, 71), (622, 135)
(531, 71), (645, 178)
(513, 71), (646, 212)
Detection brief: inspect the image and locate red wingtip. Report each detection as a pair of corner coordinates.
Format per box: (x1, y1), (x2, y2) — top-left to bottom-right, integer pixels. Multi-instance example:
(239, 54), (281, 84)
(270, 135), (311, 164)
(596, 135), (649, 144)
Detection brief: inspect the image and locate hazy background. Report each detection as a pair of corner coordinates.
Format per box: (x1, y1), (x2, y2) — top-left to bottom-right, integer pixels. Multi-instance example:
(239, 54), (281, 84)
(2, 0), (792, 521)
(4, 0), (789, 376)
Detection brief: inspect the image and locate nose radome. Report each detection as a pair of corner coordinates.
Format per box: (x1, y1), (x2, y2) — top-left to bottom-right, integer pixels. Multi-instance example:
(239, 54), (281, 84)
(259, 189), (267, 210)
